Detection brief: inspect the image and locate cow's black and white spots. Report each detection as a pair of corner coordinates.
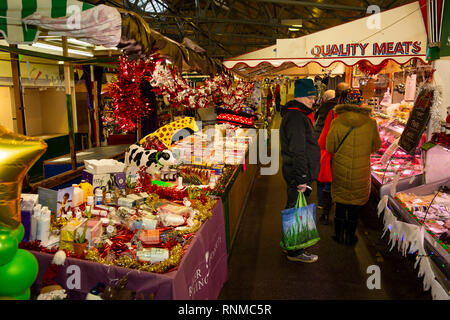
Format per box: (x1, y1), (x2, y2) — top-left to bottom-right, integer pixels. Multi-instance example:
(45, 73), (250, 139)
(125, 144), (176, 177)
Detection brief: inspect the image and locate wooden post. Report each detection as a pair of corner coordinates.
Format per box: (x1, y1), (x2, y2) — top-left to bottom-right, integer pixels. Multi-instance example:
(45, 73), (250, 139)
(345, 65), (353, 85)
(62, 37), (77, 170)
(91, 65), (101, 147)
(9, 45), (26, 135)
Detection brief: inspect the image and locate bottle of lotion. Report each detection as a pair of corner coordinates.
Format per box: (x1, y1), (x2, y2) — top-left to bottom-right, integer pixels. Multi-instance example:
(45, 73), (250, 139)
(30, 204), (42, 241)
(72, 184), (83, 207)
(39, 208), (51, 247)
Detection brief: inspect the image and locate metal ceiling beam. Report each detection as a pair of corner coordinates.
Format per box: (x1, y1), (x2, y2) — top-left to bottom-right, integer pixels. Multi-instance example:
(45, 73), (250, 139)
(151, 0), (232, 55)
(143, 13), (353, 22)
(247, 0), (367, 11)
(147, 17), (323, 29)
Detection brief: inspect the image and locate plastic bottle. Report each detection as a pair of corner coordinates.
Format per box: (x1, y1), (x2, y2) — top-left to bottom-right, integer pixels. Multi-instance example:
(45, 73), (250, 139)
(39, 208), (51, 246)
(87, 196), (94, 206)
(72, 184), (84, 207)
(30, 204), (42, 241)
(105, 193), (112, 205)
(36, 206), (48, 243)
(95, 188), (103, 206)
(79, 180), (93, 203)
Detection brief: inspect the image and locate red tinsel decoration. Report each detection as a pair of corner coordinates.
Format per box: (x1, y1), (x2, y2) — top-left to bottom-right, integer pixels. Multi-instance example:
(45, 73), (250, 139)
(357, 60), (389, 76)
(106, 55), (164, 132)
(107, 55), (254, 133)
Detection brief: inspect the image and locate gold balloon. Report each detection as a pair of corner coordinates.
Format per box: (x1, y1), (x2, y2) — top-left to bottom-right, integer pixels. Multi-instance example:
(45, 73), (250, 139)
(0, 125), (47, 229)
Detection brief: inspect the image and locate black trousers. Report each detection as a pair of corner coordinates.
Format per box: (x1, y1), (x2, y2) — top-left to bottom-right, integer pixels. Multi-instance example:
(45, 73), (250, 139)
(335, 202), (362, 221)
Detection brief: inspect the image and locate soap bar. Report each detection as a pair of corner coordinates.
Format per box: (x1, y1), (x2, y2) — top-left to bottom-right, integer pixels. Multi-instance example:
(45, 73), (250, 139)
(118, 197), (136, 208)
(126, 194), (144, 205)
(136, 248), (169, 264)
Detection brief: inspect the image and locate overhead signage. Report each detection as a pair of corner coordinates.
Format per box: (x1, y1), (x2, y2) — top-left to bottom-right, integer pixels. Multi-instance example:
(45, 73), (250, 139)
(311, 41), (422, 58)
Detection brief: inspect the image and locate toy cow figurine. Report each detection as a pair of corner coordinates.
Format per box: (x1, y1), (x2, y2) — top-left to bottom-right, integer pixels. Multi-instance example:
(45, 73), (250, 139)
(125, 144), (176, 178)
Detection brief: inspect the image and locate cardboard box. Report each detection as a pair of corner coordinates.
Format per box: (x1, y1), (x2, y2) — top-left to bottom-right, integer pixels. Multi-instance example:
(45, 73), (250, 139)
(59, 219), (87, 252)
(20, 200), (35, 242)
(77, 219), (103, 247)
(126, 194), (144, 206)
(118, 197), (135, 208)
(82, 171), (111, 192)
(112, 172), (127, 190)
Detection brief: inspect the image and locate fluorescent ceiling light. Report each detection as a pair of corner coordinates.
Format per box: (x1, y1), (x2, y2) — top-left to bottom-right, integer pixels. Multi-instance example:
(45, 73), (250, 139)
(32, 43), (94, 57)
(67, 38), (93, 47)
(288, 27), (300, 31)
(282, 19), (303, 28)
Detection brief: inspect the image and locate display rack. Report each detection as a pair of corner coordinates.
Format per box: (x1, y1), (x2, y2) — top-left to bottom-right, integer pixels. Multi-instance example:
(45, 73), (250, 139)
(371, 114), (425, 198)
(387, 178), (450, 297)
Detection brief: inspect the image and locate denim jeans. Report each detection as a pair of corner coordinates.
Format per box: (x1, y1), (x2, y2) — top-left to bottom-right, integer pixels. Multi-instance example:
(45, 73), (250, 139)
(316, 181), (331, 206)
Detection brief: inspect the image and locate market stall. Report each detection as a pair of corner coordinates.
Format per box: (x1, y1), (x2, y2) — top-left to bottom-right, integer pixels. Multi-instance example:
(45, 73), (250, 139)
(17, 115), (258, 299)
(223, 1), (441, 198)
(222, 0), (450, 299)
(27, 198), (227, 300)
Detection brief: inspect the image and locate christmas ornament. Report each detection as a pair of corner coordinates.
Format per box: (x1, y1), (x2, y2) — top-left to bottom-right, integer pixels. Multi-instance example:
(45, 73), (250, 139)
(357, 60), (389, 76)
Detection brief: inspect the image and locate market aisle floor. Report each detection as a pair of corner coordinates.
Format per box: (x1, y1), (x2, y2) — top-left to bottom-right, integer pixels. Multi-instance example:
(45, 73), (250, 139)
(218, 112), (431, 300)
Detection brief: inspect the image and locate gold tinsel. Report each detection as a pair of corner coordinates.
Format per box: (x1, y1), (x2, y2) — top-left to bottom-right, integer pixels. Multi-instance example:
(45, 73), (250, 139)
(50, 217), (70, 233)
(85, 244), (184, 274)
(139, 244), (183, 273)
(82, 195), (217, 273)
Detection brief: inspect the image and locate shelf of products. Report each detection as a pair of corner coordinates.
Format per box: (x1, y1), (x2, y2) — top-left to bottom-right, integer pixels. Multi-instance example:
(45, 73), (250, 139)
(370, 114), (424, 197)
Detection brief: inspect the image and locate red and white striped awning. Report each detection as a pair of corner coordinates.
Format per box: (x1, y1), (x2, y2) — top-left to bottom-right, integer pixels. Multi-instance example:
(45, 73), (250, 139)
(224, 2), (428, 78)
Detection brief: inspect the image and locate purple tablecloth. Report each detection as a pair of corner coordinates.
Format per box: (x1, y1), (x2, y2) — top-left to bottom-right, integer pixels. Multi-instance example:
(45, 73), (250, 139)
(30, 199), (228, 300)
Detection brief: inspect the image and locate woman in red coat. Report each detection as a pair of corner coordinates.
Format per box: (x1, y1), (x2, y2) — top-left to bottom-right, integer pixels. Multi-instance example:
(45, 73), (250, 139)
(316, 98), (338, 225)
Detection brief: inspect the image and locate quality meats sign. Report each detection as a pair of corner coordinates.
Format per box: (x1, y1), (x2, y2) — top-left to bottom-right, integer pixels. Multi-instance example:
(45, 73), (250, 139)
(311, 41), (422, 58)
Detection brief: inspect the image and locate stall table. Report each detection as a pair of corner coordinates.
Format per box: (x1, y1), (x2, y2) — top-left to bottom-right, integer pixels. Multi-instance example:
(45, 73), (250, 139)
(387, 179), (450, 297)
(29, 199), (228, 300)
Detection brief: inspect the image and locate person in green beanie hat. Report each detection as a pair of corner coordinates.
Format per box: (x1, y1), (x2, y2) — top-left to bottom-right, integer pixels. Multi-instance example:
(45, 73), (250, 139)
(280, 78), (321, 263)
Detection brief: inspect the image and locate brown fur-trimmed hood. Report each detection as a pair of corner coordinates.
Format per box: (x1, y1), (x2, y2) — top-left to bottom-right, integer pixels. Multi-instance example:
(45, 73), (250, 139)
(334, 104), (372, 115)
(333, 104), (373, 128)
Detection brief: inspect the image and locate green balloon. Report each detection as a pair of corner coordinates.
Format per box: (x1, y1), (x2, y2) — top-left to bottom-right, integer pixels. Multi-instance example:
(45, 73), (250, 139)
(10, 224), (25, 243)
(11, 288), (30, 300)
(0, 233), (18, 266)
(0, 224), (24, 243)
(0, 249), (38, 296)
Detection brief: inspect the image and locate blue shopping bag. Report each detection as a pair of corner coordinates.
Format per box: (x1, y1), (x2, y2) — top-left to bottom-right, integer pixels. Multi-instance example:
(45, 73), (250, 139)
(280, 192), (320, 251)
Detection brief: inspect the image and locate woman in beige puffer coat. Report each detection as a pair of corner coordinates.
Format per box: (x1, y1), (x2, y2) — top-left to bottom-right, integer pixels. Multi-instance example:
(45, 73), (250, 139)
(326, 89), (381, 245)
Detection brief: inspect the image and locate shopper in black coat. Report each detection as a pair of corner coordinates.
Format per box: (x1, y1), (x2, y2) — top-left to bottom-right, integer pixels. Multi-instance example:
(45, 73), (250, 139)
(280, 78), (321, 263)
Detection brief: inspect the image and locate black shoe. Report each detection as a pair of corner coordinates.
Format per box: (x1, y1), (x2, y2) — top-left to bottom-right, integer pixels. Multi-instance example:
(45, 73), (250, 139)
(345, 220), (358, 245)
(333, 217), (345, 244)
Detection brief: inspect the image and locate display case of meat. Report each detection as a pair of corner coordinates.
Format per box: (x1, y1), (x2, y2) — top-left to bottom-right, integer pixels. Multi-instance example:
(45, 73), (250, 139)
(371, 114), (425, 197)
(387, 178), (450, 295)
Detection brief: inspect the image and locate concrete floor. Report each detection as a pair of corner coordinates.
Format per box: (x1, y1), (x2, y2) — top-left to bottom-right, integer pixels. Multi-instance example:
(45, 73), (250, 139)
(218, 113), (431, 300)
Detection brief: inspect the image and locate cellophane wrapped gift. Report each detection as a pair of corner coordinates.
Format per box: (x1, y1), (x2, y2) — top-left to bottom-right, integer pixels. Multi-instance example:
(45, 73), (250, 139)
(60, 219), (87, 252)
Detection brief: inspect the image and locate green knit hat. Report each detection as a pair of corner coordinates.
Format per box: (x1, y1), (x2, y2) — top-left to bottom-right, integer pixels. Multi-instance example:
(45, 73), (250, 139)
(294, 79), (317, 98)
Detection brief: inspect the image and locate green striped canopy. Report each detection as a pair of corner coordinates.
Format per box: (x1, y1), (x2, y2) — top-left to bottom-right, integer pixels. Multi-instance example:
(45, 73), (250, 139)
(0, 0), (94, 44)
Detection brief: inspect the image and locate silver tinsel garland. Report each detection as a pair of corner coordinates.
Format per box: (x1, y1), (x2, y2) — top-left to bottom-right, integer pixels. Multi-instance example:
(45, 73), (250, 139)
(414, 82), (444, 134)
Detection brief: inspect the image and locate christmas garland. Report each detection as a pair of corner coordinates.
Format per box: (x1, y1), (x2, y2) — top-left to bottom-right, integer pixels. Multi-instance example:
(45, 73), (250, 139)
(106, 55), (254, 132)
(357, 60), (389, 76)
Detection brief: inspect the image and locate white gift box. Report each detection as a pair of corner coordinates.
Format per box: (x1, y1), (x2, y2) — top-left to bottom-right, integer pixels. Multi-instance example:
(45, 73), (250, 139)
(84, 159), (126, 175)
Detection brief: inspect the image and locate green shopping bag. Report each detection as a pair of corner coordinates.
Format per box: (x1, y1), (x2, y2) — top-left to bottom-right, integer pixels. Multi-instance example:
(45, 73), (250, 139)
(280, 192), (320, 251)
